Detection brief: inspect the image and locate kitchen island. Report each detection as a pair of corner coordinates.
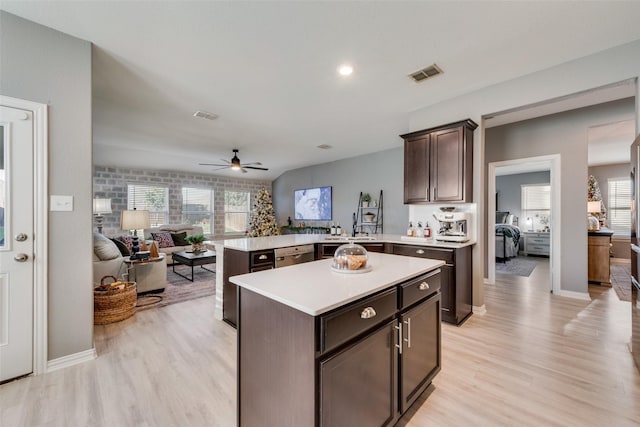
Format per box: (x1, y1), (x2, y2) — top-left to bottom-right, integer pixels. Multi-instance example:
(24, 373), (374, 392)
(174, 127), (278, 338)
(211, 234), (474, 326)
(230, 252), (444, 426)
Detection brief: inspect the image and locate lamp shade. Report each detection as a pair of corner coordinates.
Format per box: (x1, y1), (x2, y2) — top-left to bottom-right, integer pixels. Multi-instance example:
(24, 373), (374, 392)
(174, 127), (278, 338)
(93, 198), (112, 215)
(587, 200), (601, 213)
(120, 209), (150, 230)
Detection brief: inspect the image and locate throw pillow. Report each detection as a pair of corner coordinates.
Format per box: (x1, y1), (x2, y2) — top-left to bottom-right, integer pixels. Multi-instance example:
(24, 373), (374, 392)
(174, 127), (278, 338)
(118, 235), (134, 251)
(170, 231), (189, 246)
(110, 238), (131, 256)
(151, 232), (175, 248)
(93, 232), (121, 261)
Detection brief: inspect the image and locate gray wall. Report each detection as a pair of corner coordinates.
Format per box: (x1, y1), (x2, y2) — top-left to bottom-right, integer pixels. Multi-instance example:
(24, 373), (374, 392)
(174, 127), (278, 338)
(93, 165), (271, 238)
(486, 98), (635, 294)
(273, 148), (408, 235)
(0, 12), (93, 360)
(496, 171), (551, 226)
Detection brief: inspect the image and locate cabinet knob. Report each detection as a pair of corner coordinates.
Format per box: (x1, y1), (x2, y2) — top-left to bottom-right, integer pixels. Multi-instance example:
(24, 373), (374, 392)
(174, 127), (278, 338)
(258, 254), (267, 260)
(360, 307), (377, 319)
(418, 282), (430, 291)
(416, 249), (425, 254)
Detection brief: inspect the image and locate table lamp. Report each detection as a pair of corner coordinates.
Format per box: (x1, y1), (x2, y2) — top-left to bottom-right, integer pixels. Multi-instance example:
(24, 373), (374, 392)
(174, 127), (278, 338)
(93, 198), (112, 234)
(587, 200), (601, 231)
(121, 209), (150, 259)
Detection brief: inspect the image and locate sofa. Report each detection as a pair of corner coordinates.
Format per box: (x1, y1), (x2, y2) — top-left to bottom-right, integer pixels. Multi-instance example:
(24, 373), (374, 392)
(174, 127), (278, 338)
(143, 224), (205, 265)
(93, 232), (167, 293)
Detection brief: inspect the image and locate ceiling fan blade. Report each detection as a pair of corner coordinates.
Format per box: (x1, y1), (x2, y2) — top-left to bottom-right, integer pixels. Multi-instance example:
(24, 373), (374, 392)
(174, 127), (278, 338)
(199, 163), (229, 166)
(241, 167), (248, 174)
(210, 166), (231, 171)
(241, 162), (262, 166)
(243, 166), (269, 171)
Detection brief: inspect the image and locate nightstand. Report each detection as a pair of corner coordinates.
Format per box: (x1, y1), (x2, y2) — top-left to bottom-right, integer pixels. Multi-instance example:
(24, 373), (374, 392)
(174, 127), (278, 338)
(522, 232), (550, 256)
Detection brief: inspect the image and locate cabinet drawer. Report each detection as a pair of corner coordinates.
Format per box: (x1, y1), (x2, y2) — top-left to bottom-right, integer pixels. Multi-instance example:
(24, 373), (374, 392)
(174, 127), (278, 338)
(320, 288), (397, 354)
(251, 250), (274, 267)
(400, 269), (441, 310)
(528, 237), (549, 244)
(392, 245), (454, 264)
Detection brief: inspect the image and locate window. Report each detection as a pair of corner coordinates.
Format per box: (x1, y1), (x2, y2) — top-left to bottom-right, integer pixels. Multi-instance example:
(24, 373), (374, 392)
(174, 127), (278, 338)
(224, 191), (250, 234)
(127, 184), (169, 227)
(521, 184), (551, 231)
(608, 177), (631, 236)
(182, 187), (214, 234)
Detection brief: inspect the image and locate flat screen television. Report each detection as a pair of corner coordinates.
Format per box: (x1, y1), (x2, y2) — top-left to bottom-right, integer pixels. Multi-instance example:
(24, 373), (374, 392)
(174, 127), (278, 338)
(294, 186), (332, 221)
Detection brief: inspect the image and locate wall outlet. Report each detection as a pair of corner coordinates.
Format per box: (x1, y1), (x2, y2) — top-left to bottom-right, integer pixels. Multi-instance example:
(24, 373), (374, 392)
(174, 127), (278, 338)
(50, 195), (73, 211)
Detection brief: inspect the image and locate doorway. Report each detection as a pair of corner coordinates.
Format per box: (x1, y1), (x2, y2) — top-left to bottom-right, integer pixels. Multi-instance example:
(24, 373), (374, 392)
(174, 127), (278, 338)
(487, 155), (561, 295)
(0, 96), (48, 383)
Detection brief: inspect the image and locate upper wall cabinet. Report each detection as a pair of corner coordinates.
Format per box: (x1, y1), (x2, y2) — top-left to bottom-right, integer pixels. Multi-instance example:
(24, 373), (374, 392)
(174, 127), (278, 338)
(401, 119), (477, 204)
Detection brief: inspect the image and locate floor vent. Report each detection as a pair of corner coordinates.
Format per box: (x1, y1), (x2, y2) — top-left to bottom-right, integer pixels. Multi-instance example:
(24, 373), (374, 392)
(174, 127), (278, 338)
(409, 64), (443, 83)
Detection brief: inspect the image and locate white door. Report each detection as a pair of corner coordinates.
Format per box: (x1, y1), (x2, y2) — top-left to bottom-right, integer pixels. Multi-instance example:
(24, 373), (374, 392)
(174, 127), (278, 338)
(0, 105), (34, 382)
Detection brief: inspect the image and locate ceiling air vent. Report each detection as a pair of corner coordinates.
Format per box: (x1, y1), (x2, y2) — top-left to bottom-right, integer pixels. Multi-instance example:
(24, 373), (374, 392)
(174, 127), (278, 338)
(193, 110), (219, 120)
(409, 64), (443, 83)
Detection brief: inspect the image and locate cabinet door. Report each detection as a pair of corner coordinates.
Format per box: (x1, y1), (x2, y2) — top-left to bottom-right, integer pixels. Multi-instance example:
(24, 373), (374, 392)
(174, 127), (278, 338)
(400, 294), (441, 413)
(223, 248), (250, 327)
(430, 127), (465, 202)
(320, 319), (398, 427)
(404, 136), (430, 204)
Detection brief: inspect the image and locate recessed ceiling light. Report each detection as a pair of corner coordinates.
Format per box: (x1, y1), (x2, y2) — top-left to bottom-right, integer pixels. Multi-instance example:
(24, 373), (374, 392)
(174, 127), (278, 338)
(338, 65), (353, 76)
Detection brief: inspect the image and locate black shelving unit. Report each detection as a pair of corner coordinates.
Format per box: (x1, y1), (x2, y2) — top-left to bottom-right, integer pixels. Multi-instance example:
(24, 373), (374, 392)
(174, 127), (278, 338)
(354, 190), (383, 236)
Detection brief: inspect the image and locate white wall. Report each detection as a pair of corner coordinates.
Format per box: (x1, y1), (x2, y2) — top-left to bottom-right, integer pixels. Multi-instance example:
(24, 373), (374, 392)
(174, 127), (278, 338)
(0, 12), (93, 359)
(409, 40), (640, 306)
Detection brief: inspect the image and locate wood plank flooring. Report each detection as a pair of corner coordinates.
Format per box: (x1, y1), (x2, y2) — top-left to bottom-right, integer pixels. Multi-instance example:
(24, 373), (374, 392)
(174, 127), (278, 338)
(1, 264), (639, 426)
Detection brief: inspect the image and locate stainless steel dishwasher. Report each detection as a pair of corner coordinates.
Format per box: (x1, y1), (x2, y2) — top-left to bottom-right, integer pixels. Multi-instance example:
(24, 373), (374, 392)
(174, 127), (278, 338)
(274, 244), (315, 268)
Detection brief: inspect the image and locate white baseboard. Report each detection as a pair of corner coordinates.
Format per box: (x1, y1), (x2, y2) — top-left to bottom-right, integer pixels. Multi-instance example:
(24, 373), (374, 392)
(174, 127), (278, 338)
(473, 304), (487, 315)
(554, 290), (591, 301)
(46, 347), (97, 373)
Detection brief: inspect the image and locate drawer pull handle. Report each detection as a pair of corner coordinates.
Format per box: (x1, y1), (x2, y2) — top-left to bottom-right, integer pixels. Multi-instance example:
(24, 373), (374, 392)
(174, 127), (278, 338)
(258, 254), (267, 260)
(418, 282), (430, 291)
(416, 249), (425, 254)
(360, 307), (377, 319)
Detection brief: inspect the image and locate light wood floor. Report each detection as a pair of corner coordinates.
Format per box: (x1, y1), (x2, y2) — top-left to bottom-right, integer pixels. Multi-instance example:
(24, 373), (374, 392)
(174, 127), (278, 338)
(1, 267), (639, 426)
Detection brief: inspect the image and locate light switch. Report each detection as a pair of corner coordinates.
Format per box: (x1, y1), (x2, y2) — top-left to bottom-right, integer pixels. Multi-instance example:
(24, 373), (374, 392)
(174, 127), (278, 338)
(50, 195), (74, 211)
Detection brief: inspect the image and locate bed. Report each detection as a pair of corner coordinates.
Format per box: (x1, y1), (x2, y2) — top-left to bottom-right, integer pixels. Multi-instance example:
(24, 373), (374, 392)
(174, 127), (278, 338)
(495, 211), (521, 262)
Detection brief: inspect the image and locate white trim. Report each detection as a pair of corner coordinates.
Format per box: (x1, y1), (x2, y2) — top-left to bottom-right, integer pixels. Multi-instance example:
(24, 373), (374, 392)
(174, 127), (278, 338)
(0, 95), (48, 376)
(46, 347), (97, 373)
(473, 304), (487, 315)
(554, 290), (591, 301)
(487, 154), (562, 296)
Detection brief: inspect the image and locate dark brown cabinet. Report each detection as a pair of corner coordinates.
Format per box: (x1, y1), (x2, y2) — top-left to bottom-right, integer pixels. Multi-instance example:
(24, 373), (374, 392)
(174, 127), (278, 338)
(315, 242), (386, 259)
(391, 243), (472, 325)
(401, 119), (477, 204)
(237, 269), (442, 426)
(223, 248), (274, 327)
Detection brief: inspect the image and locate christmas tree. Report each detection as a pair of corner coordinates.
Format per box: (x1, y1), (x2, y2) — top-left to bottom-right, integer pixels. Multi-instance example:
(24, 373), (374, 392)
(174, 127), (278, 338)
(249, 187), (280, 237)
(587, 174), (607, 221)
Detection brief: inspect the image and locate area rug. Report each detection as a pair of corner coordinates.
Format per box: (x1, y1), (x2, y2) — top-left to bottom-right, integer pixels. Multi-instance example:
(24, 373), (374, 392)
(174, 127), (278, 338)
(136, 265), (216, 311)
(495, 257), (537, 277)
(610, 262), (631, 302)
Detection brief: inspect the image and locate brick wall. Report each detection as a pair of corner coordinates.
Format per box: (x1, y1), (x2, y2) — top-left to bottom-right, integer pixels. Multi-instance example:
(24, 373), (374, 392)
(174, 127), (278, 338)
(93, 165), (272, 238)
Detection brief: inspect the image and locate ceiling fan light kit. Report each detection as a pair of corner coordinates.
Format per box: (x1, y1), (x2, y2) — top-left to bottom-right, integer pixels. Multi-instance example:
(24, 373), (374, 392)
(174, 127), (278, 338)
(199, 149), (269, 174)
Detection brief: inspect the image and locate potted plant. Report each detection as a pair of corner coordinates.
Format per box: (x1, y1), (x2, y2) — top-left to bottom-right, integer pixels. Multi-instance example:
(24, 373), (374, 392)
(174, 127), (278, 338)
(361, 192), (371, 208)
(185, 233), (207, 253)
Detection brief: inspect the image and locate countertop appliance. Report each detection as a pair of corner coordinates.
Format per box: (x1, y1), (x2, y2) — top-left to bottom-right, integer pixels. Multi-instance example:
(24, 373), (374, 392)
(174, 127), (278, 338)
(434, 211), (469, 243)
(630, 134), (640, 371)
(274, 244), (315, 268)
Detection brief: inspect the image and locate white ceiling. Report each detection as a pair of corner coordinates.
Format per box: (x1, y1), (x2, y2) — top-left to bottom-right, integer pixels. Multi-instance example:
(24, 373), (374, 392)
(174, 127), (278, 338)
(3, 1), (640, 179)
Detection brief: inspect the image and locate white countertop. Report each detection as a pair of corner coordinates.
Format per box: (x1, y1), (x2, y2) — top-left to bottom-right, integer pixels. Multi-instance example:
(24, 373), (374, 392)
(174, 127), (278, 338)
(211, 233), (475, 252)
(229, 252), (444, 315)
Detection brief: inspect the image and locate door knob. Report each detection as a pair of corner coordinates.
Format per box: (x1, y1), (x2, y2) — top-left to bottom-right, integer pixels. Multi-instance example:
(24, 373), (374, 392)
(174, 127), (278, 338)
(15, 233), (28, 242)
(14, 253), (29, 262)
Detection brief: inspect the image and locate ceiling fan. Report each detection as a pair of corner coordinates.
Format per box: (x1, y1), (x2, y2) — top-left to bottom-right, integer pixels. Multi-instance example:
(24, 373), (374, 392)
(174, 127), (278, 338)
(199, 149), (269, 173)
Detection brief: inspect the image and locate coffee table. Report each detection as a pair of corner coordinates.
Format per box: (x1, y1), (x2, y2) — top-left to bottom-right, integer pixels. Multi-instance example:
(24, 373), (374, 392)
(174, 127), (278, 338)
(172, 250), (217, 282)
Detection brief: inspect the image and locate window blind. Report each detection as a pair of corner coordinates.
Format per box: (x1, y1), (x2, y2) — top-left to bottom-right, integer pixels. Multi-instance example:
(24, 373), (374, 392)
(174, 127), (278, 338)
(182, 187), (214, 234)
(521, 184), (551, 210)
(127, 184), (169, 227)
(608, 177), (631, 236)
(224, 191), (250, 233)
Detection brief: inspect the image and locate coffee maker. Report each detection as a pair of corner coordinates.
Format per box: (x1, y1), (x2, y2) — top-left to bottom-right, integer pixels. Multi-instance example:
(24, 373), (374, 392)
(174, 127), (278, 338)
(434, 211), (469, 242)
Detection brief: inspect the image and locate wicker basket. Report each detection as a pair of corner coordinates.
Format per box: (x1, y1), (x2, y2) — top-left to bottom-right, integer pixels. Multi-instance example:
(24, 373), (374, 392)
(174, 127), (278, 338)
(94, 275), (137, 325)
